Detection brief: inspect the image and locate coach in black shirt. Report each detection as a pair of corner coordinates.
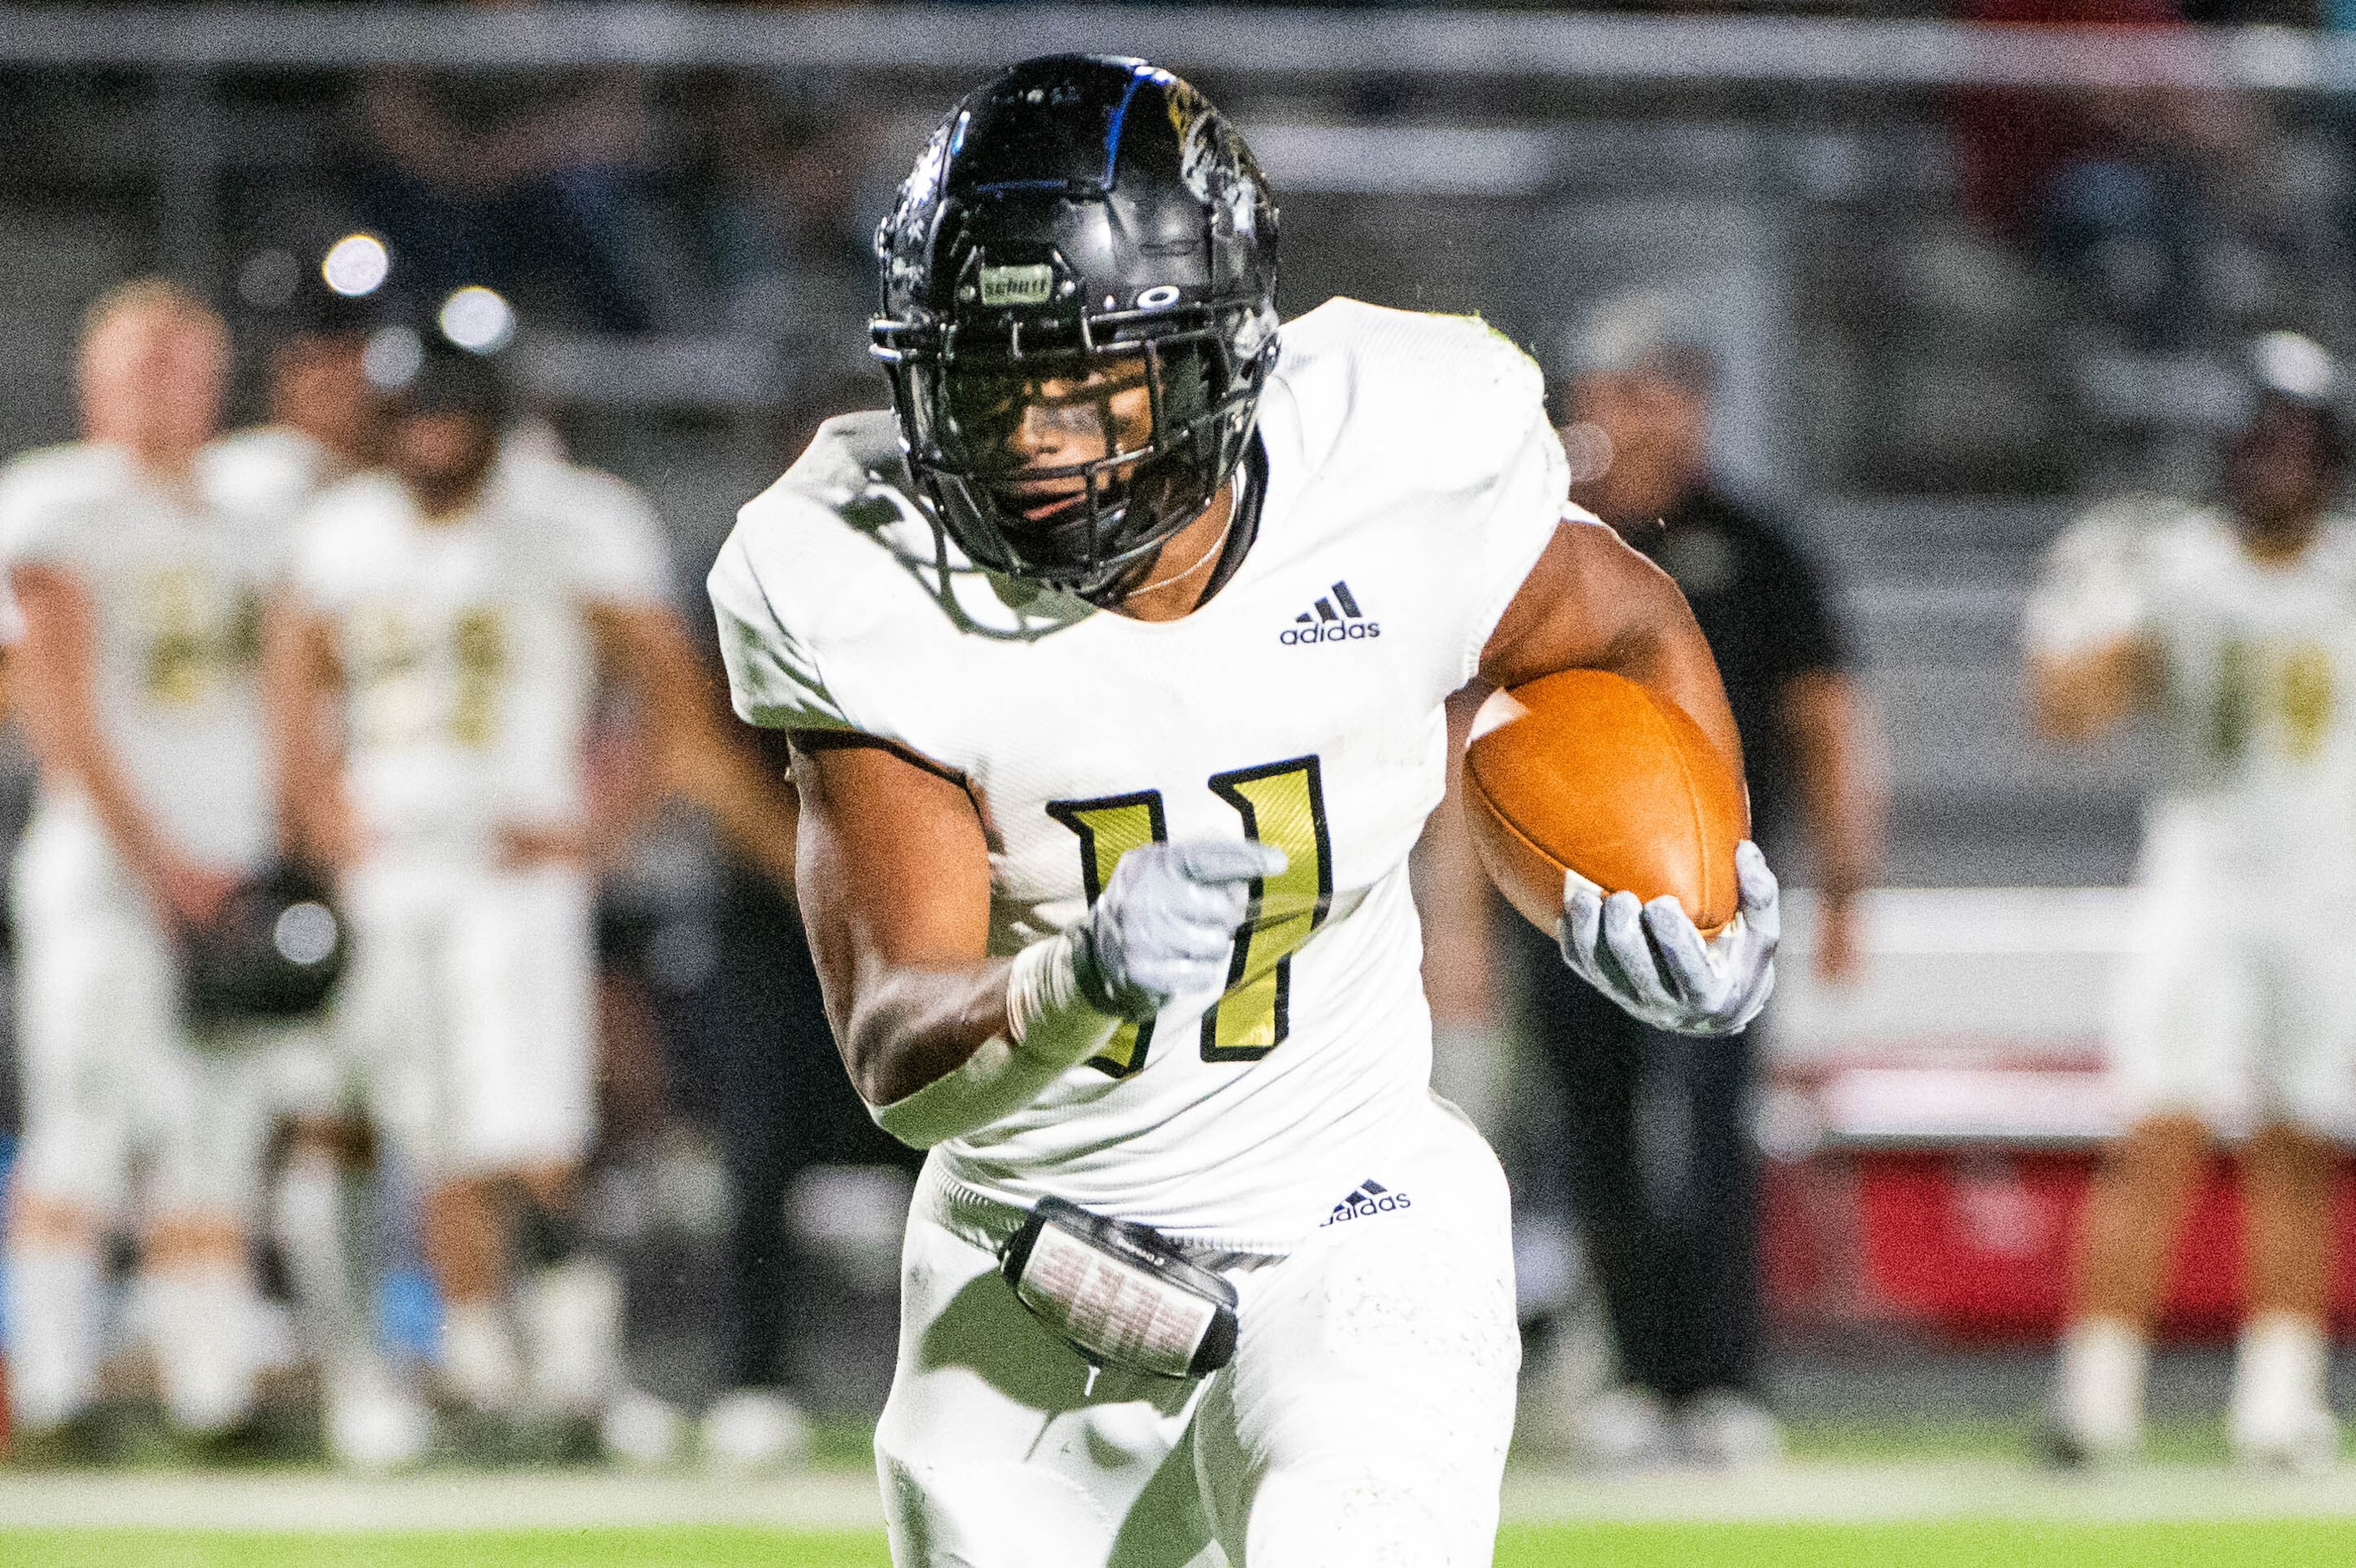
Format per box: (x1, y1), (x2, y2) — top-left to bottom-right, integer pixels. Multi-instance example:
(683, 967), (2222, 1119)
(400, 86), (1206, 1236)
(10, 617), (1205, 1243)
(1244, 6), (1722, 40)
(1520, 298), (1880, 1467)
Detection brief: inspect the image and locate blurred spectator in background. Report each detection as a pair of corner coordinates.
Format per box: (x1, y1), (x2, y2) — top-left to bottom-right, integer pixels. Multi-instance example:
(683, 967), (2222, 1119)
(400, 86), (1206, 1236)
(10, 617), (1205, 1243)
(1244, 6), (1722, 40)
(3, 282), (292, 1455)
(1949, 0), (2269, 351)
(2026, 332), (2353, 1473)
(696, 79), (892, 341)
(1512, 292), (1880, 1469)
(355, 65), (656, 333)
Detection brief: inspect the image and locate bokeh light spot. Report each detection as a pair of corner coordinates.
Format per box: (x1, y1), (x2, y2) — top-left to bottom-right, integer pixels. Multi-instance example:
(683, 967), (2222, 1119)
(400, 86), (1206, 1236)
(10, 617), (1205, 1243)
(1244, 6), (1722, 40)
(362, 326), (423, 392)
(321, 233), (391, 297)
(439, 286), (515, 354)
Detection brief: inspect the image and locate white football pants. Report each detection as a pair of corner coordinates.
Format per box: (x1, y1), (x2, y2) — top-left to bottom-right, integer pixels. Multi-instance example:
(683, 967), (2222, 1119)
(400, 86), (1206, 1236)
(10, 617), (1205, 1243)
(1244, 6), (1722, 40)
(12, 819), (315, 1222)
(2109, 825), (2356, 1136)
(336, 857), (596, 1179)
(875, 1096), (1519, 1567)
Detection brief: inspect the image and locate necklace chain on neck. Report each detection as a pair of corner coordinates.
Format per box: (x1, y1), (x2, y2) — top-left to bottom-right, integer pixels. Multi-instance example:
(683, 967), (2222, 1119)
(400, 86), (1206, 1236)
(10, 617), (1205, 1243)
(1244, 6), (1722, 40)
(1129, 505), (1233, 599)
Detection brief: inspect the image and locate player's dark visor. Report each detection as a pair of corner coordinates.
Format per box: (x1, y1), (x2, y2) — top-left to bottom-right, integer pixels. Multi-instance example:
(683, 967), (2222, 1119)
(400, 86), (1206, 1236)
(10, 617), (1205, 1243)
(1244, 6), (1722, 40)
(889, 333), (1240, 601)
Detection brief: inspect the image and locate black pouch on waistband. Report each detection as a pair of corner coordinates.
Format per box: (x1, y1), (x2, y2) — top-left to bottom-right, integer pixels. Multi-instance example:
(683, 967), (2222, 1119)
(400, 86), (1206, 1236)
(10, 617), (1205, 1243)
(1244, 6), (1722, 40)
(999, 1196), (1240, 1381)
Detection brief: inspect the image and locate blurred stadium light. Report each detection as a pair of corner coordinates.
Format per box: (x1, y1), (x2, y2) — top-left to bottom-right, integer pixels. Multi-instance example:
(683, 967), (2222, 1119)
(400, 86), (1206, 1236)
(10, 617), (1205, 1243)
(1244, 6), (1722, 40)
(321, 232), (388, 297)
(437, 286), (515, 354)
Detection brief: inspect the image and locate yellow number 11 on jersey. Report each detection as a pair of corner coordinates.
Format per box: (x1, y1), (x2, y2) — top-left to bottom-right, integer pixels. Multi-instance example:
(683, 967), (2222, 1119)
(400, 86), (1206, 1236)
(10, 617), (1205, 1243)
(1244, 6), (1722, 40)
(1047, 756), (1334, 1080)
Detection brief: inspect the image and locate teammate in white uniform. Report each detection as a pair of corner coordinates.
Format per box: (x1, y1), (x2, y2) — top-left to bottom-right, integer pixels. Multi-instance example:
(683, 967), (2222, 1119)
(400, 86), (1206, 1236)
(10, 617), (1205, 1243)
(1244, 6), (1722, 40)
(270, 343), (796, 1445)
(710, 58), (1777, 1564)
(205, 280), (386, 527)
(207, 281), (431, 1467)
(2030, 332), (2356, 1470)
(3, 281), (291, 1445)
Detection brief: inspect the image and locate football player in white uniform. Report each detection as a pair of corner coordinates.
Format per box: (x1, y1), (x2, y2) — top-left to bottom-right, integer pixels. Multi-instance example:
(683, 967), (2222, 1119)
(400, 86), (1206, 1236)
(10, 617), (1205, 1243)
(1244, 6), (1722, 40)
(3, 281), (293, 1447)
(2029, 332), (2356, 1471)
(199, 280), (423, 1468)
(269, 342), (796, 1449)
(710, 58), (1777, 1565)
(206, 281), (387, 523)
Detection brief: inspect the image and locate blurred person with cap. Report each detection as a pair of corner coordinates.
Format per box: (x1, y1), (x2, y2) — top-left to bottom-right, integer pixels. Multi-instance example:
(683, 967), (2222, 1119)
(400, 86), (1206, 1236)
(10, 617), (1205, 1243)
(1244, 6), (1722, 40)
(1499, 291), (1880, 1468)
(265, 337), (797, 1459)
(2027, 331), (2356, 1472)
(1, 281), (310, 1454)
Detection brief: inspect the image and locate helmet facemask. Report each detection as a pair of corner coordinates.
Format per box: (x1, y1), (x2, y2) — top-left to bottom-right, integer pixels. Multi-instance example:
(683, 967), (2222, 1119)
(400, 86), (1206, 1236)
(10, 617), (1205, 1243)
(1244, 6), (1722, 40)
(884, 310), (1266, 605)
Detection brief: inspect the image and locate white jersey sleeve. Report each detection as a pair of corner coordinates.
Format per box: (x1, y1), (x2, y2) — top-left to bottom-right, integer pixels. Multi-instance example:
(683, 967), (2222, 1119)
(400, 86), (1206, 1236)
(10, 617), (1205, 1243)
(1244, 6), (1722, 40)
(0, 443), (124, 571)
(554, 468), (674, 609)
(708, 413), (893, 736)
(490, 447), (675, 612)
(2023, 493), (2200, 658)
(286, 473), (384, 612)
(200, 426), (334, 525)
(1262, 302), (1569, 693)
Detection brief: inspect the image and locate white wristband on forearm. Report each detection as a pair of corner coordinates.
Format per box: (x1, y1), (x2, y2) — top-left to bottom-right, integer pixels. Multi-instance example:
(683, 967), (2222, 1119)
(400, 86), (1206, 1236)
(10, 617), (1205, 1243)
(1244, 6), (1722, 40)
(869, 929), (1122, 1150)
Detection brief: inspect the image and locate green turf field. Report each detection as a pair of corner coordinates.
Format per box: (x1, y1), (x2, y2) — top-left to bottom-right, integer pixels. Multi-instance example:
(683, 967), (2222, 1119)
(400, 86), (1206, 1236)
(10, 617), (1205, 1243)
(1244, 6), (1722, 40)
(10, 1521), (2356, 1567)
(11, 1428), (2356, 1565)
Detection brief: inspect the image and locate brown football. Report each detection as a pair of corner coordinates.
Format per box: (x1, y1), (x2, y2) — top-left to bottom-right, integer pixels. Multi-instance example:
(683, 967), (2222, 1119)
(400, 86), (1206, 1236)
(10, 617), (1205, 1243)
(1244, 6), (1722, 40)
(1463, 669), (1748, 937)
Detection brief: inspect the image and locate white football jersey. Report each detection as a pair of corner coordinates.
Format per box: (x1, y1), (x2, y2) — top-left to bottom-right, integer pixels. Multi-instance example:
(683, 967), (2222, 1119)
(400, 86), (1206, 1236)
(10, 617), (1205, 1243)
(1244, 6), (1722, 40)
(201, 425), (345, 526)
(0, 440), (291, 875)
(710, 298), (1570, 1251)
(289, 453), (671, 859)
(2045, 501), (2356, 898)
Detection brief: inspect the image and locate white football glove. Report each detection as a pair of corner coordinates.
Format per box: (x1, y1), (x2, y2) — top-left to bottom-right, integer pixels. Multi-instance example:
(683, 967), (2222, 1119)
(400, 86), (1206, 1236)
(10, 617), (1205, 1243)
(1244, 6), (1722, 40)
(1074, 840), (1287, 1023)
(1557, 840), (1779, 1038)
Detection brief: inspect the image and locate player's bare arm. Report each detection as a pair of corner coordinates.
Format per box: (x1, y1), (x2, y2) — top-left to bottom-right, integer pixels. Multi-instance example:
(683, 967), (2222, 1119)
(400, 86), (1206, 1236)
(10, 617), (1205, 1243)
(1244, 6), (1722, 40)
(260, 593), (361, 872)
(792, 728), (1272, 1133)
(1478, 518), (1742, 775)
(1782, 667), (1884, 980)
(2028, 635), (2161, 744)
(1481, 519), (1779, 1036)
(13, 561), (236, 925)
(788, 734), (1004, 1108)
(588, 600), (800, 892)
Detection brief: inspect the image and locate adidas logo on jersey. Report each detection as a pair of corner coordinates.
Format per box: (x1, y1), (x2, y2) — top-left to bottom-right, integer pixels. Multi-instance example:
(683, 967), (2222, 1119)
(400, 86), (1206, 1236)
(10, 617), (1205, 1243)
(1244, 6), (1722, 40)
(1281, 581), (1380, 645)
(1322, 1178), (1411, 1226)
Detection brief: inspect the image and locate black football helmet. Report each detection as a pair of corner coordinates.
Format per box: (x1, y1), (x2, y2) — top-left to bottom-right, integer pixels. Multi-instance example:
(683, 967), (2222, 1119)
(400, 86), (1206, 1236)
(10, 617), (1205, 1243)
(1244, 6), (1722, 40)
(181, 862), (348, 1026)
(871, 55), (1280, 604)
